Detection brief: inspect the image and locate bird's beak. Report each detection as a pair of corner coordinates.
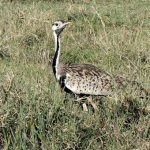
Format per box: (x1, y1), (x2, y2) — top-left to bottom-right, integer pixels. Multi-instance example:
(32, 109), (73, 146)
(63, 21), (71, 27)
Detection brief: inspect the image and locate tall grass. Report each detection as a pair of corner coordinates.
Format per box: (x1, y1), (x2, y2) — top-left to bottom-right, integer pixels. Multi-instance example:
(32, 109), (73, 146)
(0, 0), (150, 149)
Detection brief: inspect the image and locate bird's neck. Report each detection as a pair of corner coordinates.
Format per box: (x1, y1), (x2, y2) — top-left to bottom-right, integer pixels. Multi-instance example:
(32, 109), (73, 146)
(52, 32), (61, 78)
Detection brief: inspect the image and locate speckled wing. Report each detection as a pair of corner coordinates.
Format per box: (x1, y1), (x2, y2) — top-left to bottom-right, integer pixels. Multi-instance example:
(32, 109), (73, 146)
(60, 64), (112, 95)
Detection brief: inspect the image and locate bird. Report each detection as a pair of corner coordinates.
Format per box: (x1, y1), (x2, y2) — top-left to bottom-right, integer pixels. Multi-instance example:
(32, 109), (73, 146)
(51, 20), (149, 111)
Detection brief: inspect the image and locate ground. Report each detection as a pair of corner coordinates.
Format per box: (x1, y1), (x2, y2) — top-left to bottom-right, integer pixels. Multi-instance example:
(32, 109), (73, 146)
(0, 0), (150, 149)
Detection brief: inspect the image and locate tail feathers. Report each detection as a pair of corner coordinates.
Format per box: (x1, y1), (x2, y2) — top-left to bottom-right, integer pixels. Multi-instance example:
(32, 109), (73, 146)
(115, 76), (149, 98)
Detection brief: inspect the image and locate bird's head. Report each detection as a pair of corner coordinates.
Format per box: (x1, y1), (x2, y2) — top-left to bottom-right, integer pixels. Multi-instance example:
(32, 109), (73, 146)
(52, 20), (70, 36)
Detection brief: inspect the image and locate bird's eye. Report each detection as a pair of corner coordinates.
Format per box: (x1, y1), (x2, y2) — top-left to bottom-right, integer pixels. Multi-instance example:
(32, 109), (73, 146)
(55, 23), (58, 26)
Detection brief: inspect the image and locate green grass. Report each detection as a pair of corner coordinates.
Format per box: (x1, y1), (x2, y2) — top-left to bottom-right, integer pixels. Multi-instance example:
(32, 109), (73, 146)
(0, 0), (150, 149)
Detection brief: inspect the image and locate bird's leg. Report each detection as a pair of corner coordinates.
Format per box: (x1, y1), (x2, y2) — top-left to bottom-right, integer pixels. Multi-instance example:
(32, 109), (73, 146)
(75, 96), (88, 111)
(82, 103), (88, 112)
(75, 96), (98, 112)
(87, 96), (98, 112)
(75, 97), (86, 102)
(75, 97), (85, 102)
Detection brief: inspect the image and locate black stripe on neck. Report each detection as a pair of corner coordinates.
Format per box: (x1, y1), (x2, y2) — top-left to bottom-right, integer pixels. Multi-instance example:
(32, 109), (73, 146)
(52, 35), (60, 76)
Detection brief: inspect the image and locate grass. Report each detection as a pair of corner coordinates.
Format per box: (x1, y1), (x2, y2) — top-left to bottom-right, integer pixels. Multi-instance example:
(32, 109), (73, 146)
(0, 0), (150, 149)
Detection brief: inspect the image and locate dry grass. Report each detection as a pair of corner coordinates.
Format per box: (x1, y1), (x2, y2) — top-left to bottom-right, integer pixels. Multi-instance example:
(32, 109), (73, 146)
(0, 0), (150, 149)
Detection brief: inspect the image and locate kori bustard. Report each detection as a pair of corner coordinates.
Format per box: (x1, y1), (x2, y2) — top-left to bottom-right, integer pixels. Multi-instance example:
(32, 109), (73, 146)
(51, 20), (149, 111)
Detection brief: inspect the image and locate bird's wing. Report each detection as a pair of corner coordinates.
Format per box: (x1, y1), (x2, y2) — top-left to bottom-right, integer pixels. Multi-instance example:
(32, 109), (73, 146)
(60, 64), (112, 95)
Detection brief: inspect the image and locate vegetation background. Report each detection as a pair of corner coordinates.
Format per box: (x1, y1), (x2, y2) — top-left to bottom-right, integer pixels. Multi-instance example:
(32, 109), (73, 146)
(0, 0), (150, 149)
